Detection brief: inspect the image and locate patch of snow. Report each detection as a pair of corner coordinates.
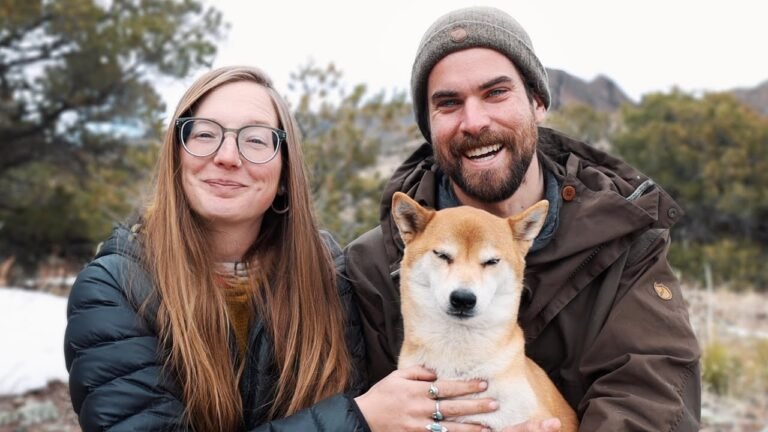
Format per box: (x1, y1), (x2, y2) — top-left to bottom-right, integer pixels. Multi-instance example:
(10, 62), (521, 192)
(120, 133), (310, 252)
(0, 287), (69, 396)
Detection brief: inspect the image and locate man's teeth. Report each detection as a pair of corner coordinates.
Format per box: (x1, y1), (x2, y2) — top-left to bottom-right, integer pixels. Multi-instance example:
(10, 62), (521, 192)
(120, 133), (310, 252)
(465, 144), (502, 158)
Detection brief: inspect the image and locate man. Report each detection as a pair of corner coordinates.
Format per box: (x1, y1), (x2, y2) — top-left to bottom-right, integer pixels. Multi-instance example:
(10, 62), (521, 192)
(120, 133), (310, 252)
(345, 6), (701, 432)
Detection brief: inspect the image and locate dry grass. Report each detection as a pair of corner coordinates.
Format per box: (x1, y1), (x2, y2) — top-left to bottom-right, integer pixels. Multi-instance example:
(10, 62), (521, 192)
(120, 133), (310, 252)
(685, 286), (768, 431)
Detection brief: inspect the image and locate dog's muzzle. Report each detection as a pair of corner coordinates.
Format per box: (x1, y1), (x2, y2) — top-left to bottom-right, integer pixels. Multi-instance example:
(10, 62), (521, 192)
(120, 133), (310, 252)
(448, 288), (476, 318)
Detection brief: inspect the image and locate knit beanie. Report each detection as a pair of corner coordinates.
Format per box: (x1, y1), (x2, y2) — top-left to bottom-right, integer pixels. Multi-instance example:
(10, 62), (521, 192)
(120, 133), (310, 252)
(411, 6), (550, 142)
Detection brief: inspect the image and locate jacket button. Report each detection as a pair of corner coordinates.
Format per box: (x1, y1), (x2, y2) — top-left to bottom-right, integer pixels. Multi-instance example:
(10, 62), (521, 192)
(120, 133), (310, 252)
(561, 185), (577, 201)
(667, 207), (679, 219)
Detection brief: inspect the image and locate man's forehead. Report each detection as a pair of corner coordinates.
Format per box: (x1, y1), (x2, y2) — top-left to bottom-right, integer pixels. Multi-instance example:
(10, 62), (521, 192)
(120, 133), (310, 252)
(427, 51), (523, 98)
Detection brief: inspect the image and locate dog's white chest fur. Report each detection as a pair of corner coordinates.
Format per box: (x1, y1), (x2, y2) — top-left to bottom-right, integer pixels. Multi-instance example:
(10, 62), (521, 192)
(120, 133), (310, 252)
(401, 341), (540, 431)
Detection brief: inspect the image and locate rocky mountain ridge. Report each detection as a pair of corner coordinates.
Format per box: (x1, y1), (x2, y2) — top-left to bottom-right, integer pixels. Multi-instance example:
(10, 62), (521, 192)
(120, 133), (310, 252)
(548, 68), (768, 115)
(547, 68), (632, 111)
(730, 80), (768, 115)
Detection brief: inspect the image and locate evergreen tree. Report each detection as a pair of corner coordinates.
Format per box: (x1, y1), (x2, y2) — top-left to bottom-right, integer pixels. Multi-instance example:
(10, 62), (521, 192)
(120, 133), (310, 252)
(288, 62), (420, 244)
(613, 91), (768, 288)
(0, 0), (225, 270)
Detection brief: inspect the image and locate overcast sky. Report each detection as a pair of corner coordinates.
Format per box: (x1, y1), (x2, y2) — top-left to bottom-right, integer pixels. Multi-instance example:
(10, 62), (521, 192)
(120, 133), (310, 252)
(161, 0), (767, 116)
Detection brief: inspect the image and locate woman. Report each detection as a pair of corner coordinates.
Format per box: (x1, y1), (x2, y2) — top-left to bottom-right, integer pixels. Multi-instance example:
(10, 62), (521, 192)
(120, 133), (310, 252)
(65, 66), (496, 431)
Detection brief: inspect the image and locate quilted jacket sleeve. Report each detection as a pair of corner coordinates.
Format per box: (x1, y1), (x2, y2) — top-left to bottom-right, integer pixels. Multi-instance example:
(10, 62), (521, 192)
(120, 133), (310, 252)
(64, 253), (185, 431)
(247, 394), (369, 432)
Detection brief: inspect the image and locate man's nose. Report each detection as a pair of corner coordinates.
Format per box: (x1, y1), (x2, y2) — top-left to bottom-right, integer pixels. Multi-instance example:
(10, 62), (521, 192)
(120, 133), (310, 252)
(459, 97), (491, 136)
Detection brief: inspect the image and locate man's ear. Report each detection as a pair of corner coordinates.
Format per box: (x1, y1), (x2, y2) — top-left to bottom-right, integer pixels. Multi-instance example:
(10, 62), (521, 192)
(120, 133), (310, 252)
(533, 95), (547, 124)
(391, 192), (435, 244)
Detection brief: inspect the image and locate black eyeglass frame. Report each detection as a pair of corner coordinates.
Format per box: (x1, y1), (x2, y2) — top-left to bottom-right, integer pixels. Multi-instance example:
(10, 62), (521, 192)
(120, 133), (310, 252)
(175, 117), (287, 164)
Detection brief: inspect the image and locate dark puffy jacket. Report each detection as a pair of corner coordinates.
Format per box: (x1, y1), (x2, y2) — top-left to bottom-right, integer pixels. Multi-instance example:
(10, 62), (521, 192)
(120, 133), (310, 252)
(346, 128), (701, 431)
(65, 225), (369, 431)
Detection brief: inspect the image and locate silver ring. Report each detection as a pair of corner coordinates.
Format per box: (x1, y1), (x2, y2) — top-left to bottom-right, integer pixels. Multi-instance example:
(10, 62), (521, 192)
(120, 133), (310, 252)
(432, 399), (444, 421)
(428, 382), (439, 399)
(426, 422), (448, 432)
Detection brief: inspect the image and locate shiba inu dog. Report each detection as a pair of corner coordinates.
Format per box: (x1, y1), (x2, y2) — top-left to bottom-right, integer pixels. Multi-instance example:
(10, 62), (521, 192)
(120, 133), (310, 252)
(392, 192), (578, 431)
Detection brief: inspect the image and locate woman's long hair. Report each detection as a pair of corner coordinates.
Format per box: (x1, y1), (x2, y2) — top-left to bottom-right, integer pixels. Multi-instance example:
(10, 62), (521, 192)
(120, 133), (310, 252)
(141, 66), (351, 430)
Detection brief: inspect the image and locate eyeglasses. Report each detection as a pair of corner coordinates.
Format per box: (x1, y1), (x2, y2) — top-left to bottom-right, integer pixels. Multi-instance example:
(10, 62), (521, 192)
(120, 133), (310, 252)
(175, 117), (286, 164)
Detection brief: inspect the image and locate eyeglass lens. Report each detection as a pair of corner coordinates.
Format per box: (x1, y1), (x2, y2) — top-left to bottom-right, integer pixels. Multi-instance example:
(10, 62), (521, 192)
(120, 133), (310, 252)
(179, 118), (280, 163)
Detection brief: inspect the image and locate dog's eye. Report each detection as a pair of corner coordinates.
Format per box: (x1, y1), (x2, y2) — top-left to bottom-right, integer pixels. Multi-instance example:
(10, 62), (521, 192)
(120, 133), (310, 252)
(432, 250), (453, 263)
(482, 258), (500, 267)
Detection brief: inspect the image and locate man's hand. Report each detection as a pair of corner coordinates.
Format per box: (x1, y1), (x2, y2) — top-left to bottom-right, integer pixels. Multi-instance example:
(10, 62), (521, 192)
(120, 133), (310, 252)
(502, 418), (562, 432)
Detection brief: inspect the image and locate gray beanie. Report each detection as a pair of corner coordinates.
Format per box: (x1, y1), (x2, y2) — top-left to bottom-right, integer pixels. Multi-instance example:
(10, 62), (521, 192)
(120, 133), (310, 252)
(411, 6), (550, 142)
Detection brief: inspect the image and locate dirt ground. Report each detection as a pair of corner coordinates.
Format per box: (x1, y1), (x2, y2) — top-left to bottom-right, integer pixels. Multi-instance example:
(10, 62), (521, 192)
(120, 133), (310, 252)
(1, 286), (766, 431)
(0, 381), (79, 432)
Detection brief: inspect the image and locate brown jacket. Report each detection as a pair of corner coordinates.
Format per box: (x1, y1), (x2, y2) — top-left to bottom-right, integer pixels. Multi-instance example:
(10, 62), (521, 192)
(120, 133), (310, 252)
(344, 128), (701, 431)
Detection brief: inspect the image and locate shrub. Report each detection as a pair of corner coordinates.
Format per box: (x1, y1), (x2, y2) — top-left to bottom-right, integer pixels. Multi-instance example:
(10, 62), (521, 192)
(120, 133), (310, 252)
(701, 339), (741, 395)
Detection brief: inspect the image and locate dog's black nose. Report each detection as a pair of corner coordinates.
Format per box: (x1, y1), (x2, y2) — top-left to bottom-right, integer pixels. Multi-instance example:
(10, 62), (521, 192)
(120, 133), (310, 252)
(450, 289), (476, 311)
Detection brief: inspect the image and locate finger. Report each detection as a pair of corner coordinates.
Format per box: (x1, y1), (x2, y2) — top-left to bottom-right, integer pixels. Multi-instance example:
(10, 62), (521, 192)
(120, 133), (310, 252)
(439, 420), (491, 432)
(398, 365), (438, 382)
(540, 418), (562, 432)
(437, 398), (498, 418)
(431, 378), (488, 398)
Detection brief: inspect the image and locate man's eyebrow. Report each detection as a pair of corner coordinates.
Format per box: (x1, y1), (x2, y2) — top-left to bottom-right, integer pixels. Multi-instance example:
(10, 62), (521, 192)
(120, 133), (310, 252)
(430, 76), (514, 104)
(479, 76), (513, 91)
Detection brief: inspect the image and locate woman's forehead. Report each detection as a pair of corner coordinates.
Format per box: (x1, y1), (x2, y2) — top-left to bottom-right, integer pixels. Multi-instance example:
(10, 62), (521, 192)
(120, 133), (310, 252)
(195, 81), (278, 127)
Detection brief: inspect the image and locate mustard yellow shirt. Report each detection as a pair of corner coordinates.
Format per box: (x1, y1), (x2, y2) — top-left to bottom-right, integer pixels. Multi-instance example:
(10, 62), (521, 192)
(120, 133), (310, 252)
(215, 262), (253, 359)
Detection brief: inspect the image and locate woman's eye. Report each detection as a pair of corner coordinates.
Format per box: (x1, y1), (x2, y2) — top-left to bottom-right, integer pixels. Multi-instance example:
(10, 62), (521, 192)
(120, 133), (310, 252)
(193, 131), (216, 139)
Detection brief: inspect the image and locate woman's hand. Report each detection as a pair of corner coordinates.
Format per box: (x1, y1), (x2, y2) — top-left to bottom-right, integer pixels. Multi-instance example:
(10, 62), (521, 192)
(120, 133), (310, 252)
(501, 418), (562, 432)
(355, 365), (498, 432)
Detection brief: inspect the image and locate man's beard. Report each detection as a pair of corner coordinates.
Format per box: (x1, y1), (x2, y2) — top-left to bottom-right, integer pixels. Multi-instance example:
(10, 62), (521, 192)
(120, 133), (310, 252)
(435, 120), (538, 203)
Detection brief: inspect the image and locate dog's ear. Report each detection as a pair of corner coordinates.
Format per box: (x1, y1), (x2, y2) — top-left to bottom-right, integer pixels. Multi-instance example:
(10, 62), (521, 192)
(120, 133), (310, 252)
(509, 200), (549, 246)
(392, 192), (434, 244)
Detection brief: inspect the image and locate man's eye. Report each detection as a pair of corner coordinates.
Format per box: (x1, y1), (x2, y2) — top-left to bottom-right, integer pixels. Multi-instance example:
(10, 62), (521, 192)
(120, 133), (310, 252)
(436, 99), (460, 108)
(487, 88), (507, 97)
